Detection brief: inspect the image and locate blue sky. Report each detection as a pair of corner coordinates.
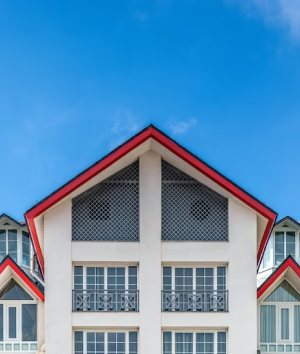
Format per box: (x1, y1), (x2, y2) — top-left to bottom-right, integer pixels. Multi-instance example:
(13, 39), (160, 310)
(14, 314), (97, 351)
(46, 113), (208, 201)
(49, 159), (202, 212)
(1, 0), (300, 221)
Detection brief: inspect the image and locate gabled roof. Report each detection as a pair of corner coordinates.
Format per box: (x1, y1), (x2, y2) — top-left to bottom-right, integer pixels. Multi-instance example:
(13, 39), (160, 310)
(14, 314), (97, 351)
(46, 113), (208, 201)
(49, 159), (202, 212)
(274, 216), (300, 229)
(0, 213), (26, 228)
(25, 124), (277, 277)
(0, 255), (44, 301)
(257, 256), (300, 300)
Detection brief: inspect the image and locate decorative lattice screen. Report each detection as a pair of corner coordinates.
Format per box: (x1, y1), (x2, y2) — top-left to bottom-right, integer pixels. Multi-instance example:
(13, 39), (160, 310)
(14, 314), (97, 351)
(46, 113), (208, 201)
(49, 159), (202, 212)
(162, 160), (228, 241)
(72, 160), (139, 241)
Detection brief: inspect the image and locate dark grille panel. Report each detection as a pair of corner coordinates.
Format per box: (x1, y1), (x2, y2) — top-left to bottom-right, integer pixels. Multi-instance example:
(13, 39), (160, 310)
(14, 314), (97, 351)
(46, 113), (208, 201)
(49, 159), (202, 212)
(72, 161), (139, 241)
(162, 160), (228, 241)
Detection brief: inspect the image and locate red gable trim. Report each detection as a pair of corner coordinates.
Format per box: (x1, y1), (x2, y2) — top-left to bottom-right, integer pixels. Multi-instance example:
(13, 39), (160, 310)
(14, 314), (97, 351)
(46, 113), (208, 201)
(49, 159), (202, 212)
(0, 257), (44, 301)
(257, 256), (300, 299)
(25, 125), (277, 277)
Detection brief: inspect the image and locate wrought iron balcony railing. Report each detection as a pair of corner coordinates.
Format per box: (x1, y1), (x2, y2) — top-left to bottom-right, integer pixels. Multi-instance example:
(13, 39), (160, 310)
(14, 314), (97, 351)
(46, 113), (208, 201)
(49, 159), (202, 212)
(73, 289), (139, 312)
(162, 290), (228, 312)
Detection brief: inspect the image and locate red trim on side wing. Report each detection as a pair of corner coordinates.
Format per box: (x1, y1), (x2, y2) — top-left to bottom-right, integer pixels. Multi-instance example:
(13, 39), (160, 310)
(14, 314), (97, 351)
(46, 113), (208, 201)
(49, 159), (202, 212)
(257, 257), (300, 299)
(25, 125), (277, 277)
(0, 258), (44, 301)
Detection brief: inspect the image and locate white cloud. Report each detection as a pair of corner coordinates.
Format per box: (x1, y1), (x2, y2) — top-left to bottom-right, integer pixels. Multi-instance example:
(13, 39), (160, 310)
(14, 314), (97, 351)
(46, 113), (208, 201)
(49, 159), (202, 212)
(168, 118), (197, 136)
(110, 109), (144, 150)
(238, 0), (300, 40)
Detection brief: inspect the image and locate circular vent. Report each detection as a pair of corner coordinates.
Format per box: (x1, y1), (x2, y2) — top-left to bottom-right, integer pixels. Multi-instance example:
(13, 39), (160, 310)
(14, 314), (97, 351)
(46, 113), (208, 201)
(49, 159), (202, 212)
(89, 200), (110, 220)
(190, 200), (211, 221)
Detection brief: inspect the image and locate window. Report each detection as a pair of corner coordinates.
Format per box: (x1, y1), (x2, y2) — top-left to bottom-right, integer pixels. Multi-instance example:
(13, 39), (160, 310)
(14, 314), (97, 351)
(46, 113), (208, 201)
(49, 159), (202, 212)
(163, 331), (226, 354)
(260, 281), (300, 352)
(74, 331), (138, 354)
(275, 231), (295, 266)
(22, 305), (37, 341)
(22, 232), (30, 267)
(162, 266), (227, 312)
(73, 266), (138, 311)
(8, 307), (17, 339)
(0, 280), (37, 350)
(0, 230), (17, 263)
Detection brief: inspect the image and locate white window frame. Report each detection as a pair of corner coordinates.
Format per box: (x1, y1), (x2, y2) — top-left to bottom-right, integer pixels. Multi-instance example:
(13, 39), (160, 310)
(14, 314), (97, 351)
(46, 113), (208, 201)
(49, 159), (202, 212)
(162, 265), (227, 291)
(278, 304), (294, 344)
(273, 230), (298, 266)
(21, 231), (31, 268)
(73, 265), (139, 290)
(74, 330), (138, 354)
(162, 330), (227, 354)
(0, 227), (32, 268)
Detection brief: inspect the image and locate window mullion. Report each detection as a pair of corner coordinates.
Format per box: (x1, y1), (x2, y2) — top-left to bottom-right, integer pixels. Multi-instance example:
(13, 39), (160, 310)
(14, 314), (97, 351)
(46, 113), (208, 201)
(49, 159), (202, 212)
(193, 268), (196, 291)
(125, 267), (129, 290)
(6, 231), (8, 256)
(214, 332), (217, 354)
(126, 331), (129, 354)
(105, 332), (108, 354)
(284, 232), (287, 259)
(172, 331), (175, 354)
(105, 268), (108, 289)
(83, 267), (87, 289)
(171, 267), (175, 291)
(193, 332), (196, 354)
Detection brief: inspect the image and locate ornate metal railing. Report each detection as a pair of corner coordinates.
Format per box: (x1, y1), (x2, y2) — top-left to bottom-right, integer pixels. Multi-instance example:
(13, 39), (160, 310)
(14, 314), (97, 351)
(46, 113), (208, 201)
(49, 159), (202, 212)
(162, 290), (228, 312)
(73, 290), (139, 312)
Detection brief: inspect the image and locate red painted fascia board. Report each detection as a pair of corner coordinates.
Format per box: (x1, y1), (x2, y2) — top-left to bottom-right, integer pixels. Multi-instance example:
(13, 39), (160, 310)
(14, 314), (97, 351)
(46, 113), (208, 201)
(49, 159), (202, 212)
(257, 257), (300, 299)
(25, 125), (277, 277)
(0, 258), (44, 301)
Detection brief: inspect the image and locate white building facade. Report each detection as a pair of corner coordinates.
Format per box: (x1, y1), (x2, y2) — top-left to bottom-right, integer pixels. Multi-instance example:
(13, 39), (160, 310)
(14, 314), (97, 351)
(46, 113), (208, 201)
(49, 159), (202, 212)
(0, 125), (279, 354)
(258, 217), (300, 354)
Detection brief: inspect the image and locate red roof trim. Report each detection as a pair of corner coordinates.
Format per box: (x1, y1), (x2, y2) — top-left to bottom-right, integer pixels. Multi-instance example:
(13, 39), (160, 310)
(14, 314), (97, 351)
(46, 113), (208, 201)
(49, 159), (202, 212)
(0, 257), (44, 301)
(25, 125), (277, 277)
(257, 256), (300, 299)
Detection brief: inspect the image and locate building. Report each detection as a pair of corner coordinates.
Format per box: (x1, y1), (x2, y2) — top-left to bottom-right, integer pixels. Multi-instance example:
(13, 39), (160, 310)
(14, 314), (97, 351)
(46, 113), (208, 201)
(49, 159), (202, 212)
(258, 217), (300, 353)
(0, 125), (281, 354)
(0, 214), (44, 353)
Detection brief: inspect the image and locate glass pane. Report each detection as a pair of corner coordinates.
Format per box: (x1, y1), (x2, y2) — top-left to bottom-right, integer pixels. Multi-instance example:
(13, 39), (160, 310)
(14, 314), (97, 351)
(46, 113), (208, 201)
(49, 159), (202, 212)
(8, 230), (17, 241)
(0, 279), (33, 300)
(8, 230), (17, 262)
(74, 331), (84, 354)
(286, 232), (295, 258)
(281, 308), (289, 340)
(275, 232), (284, 266)
(0, 230), (5, 241)
(22, 231), (30, 267)
(8, 307), (17, 339)
(22, 304), (37, 341)
(260, 305), (276, 342)
(129, 332), (138, 354)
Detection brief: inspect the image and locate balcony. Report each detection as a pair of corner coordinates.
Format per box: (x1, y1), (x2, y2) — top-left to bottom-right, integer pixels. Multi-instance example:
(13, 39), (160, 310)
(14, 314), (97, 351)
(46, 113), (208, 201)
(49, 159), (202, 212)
(72, 289), (139, 312)
(161, 290), (228, 312)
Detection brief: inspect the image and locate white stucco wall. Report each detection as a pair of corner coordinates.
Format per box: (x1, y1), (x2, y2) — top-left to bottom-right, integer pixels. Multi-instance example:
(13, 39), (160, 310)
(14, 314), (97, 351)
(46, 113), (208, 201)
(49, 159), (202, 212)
(44, 200), (72, 354)
(139, 151), (162, 354)
(227, 199), (257, 354)
(41, 149), (259, 354)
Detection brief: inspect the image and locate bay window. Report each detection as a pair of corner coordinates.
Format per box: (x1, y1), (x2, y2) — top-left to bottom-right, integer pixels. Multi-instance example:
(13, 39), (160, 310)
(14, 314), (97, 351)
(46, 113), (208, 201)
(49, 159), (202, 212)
(74, 331), (138, 354)
(0, 281), (37, 351)
(0, 230), (17, 263)
(275, 231), (295, 266)
(163, 331), (226, 354)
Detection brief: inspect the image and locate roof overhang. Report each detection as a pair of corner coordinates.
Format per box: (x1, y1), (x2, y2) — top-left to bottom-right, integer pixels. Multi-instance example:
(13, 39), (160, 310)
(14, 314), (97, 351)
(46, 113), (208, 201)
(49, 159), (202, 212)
(257, 256), (300, 300)
(0, 214), (26, 228)
(0, 256), (44, 301)
(274, 216), (300, 229)
(25, 125), (277, 277)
